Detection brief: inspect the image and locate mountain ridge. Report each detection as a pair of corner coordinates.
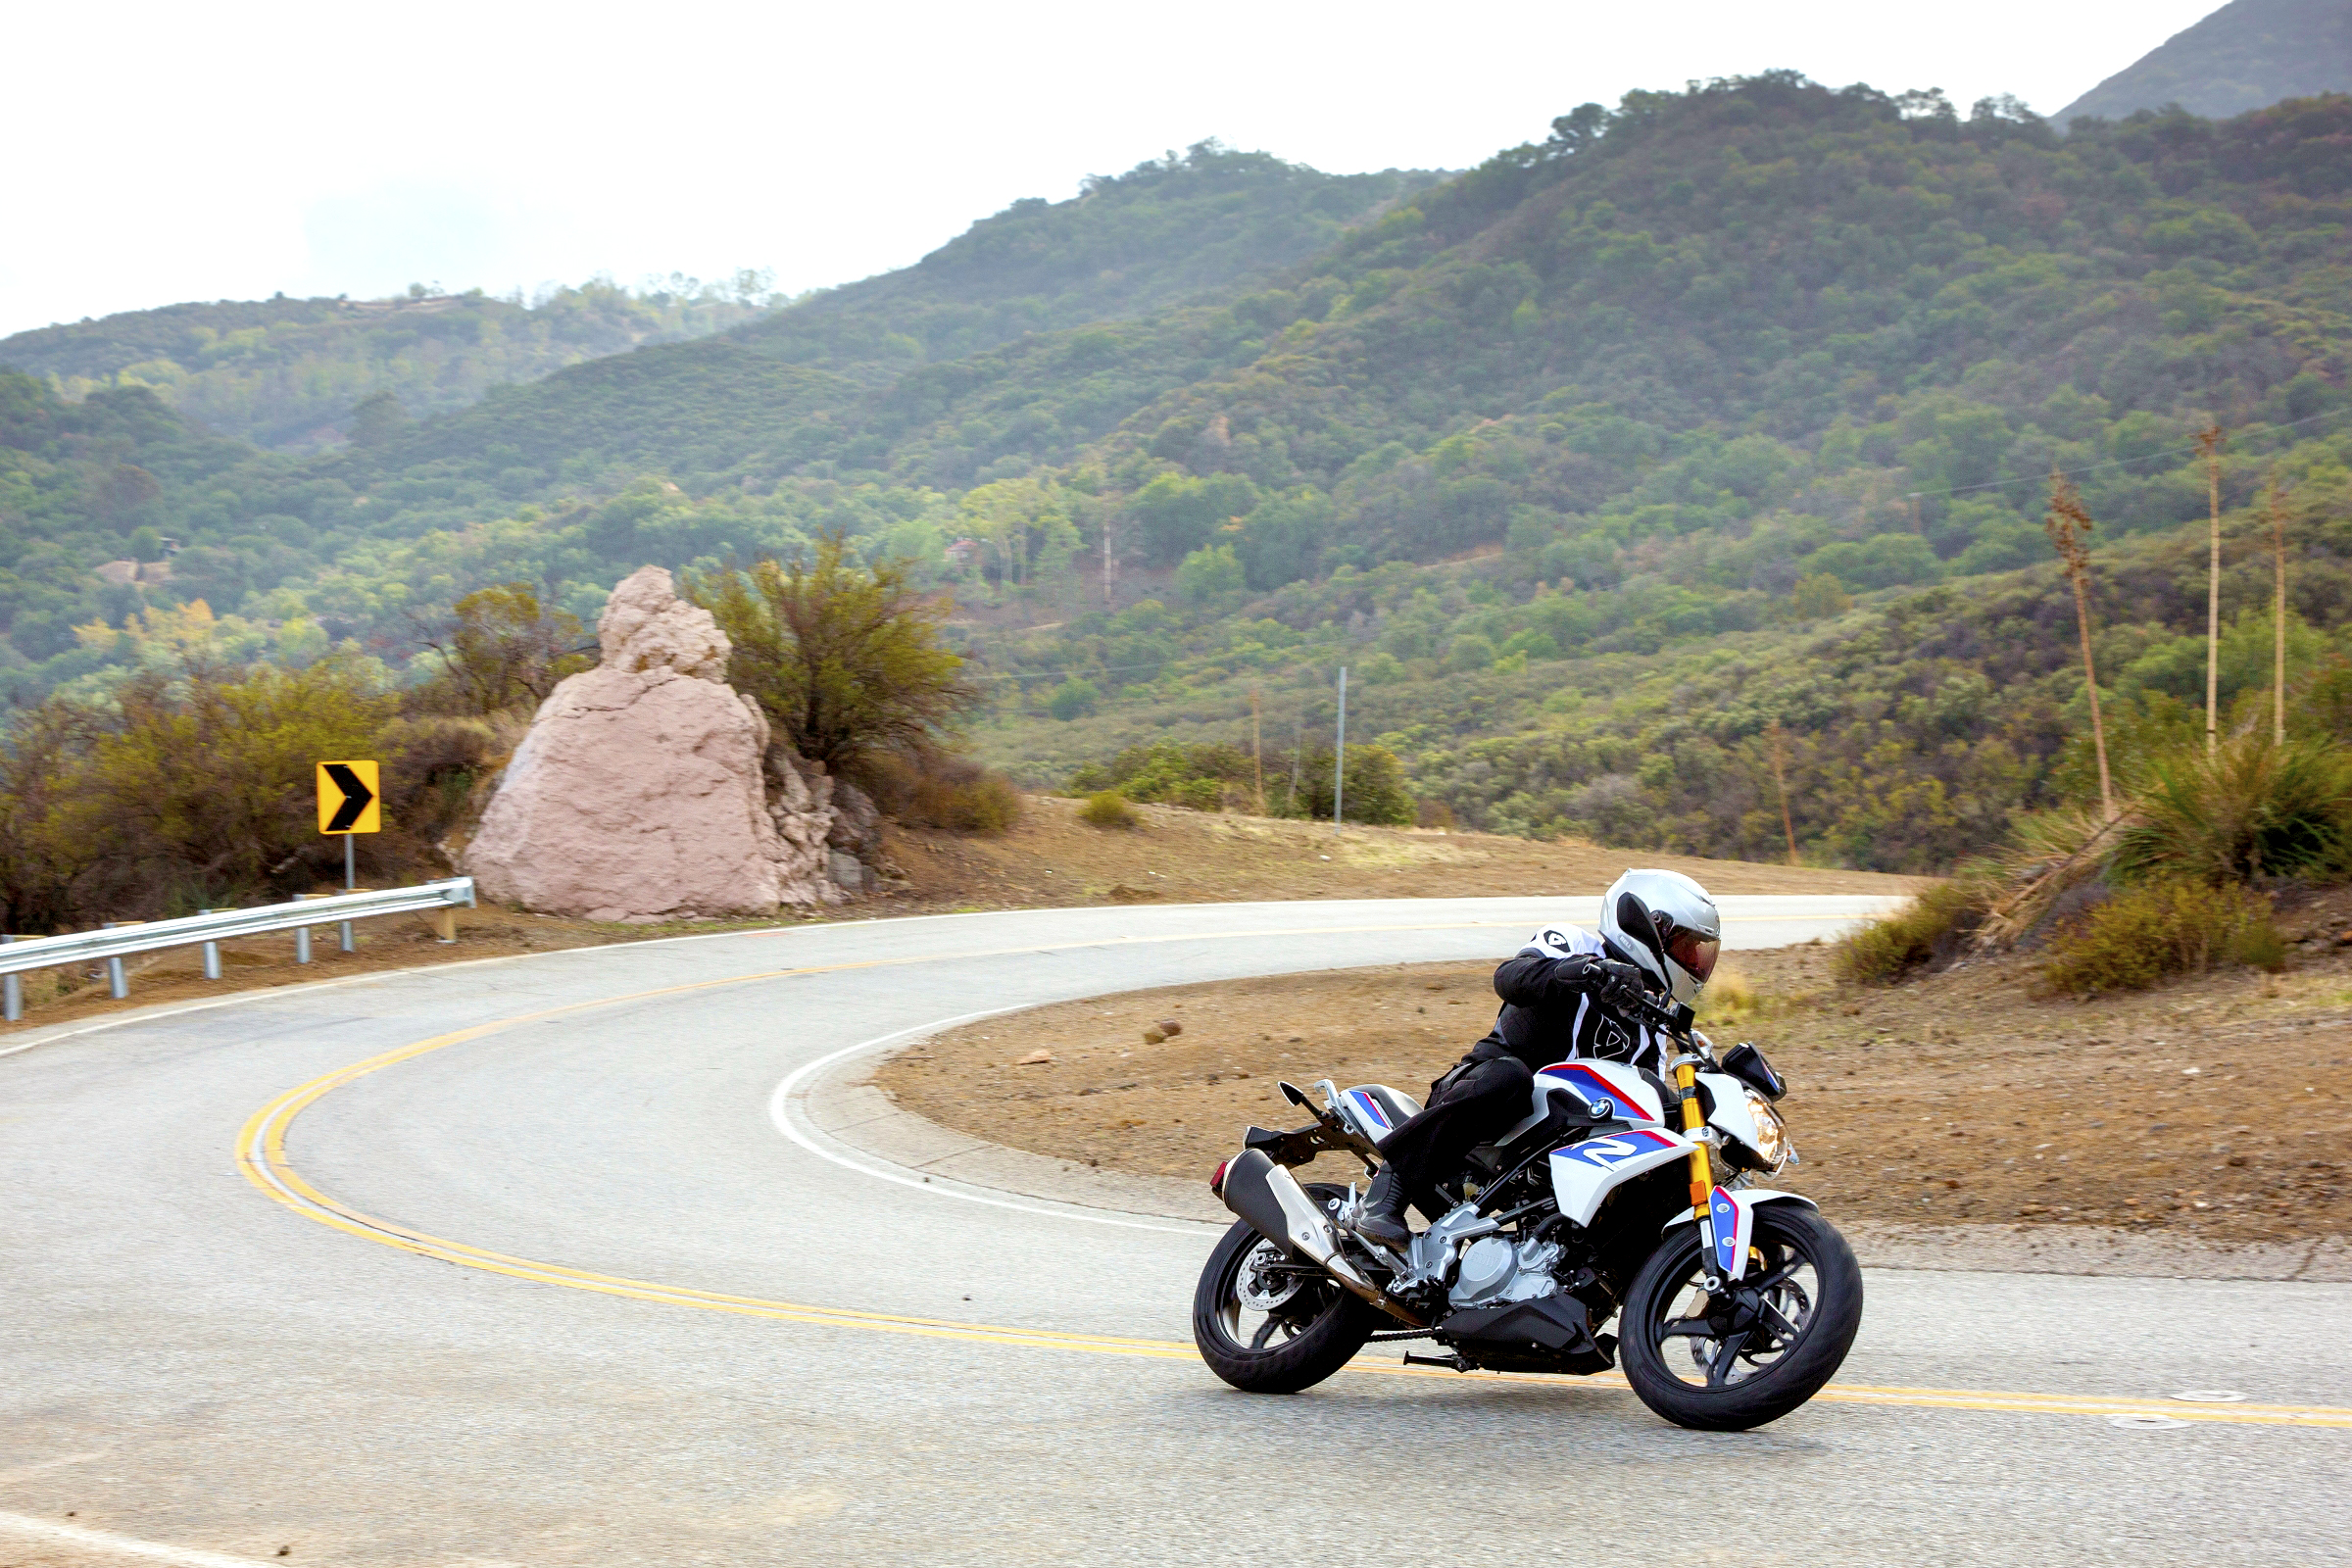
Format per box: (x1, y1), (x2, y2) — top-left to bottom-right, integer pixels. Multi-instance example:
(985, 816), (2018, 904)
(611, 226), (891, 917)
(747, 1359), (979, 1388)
(2058, 0), (2352, 122)
(6, 77), (2352, 873)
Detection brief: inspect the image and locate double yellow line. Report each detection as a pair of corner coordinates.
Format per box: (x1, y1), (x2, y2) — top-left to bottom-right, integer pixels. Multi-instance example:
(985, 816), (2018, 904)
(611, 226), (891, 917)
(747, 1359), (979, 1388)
(233, 927), (2352, 1431)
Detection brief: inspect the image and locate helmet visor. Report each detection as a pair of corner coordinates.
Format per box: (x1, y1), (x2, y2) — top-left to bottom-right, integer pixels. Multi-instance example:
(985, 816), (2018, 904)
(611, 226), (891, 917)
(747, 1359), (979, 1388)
(1666, 928), (1720, 984)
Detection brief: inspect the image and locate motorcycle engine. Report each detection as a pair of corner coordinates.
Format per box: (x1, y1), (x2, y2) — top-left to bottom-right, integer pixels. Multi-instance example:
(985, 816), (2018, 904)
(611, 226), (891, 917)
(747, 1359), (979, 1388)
(1447, 1235), (1564, 1309)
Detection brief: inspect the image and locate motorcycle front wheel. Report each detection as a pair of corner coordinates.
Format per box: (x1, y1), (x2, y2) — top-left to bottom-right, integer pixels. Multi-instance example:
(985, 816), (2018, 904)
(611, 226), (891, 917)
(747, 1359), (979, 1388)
(1619, 1202), (1862, 1431)
(1193, 1183), (1378, 1395)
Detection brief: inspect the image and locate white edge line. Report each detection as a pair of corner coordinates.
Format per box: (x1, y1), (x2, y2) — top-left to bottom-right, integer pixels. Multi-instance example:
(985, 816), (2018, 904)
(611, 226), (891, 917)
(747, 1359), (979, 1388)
(0, 897), (1898, 1065)
(762, 903), (1900, 1236)
(770, 1008), (1213, 1237)
(0, 1509), (282, 1568)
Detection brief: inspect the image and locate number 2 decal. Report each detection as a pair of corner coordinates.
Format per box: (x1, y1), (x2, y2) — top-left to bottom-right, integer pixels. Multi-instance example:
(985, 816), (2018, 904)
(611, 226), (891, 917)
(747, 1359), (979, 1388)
(1559, 1131), (1675, 1167)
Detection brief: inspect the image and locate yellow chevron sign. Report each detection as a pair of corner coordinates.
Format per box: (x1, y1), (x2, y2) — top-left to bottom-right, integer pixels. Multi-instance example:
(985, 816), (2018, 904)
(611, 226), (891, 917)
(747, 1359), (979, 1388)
(317, 760), (381, 834)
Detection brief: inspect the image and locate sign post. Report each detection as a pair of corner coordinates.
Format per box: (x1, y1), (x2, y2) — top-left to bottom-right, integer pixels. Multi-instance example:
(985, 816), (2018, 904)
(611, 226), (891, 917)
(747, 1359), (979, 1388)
(317, 761), (381, 955)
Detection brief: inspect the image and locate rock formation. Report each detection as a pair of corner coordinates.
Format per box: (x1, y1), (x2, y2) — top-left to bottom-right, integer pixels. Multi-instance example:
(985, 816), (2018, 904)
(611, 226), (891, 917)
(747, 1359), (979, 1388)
(464, 565), (839, 919)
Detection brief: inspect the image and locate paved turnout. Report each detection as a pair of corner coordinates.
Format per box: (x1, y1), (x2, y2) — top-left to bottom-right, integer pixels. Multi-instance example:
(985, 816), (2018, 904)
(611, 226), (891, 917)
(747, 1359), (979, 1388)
(3, 896), (2347, 1568)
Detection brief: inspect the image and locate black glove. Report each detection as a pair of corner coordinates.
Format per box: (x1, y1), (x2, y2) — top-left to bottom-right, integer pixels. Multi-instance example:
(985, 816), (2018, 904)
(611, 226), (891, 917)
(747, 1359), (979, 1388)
(1590, 958), (1646, 1011)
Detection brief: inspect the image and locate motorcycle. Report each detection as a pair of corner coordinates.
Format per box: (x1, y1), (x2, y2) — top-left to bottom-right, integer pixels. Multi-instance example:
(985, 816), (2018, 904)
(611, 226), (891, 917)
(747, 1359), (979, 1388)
(1193, 891), (1862, 1431)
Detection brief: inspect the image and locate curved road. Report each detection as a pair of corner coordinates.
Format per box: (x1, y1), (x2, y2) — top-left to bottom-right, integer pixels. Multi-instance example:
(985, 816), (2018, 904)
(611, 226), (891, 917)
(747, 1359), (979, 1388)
(3, 897), (2347, 1568)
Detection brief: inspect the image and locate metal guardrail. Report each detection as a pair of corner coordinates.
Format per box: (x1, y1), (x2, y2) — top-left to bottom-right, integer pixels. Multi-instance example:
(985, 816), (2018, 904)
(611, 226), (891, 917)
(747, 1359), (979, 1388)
(1, 877), (475, 1021)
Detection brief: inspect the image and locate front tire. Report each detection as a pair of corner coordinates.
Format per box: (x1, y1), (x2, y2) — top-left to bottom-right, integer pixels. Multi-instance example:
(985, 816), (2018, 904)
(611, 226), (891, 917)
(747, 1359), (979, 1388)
(1193, 1184), (1378, 1394)
(1620, 1202), (1862, 1431)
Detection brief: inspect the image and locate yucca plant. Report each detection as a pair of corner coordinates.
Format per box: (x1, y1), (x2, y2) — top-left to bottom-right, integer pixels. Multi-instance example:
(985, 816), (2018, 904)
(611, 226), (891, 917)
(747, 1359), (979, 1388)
(1968, 805), (2135, 953)
(2110, 733), (2352, 886)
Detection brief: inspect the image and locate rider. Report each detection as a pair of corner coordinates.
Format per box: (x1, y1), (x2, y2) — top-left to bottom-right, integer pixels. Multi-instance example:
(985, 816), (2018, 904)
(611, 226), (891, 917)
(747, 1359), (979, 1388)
(1351, 868), (1723, 1248)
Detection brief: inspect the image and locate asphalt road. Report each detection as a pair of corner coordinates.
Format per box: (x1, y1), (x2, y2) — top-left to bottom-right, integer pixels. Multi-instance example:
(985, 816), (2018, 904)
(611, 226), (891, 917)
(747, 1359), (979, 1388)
(3, 896), (2347, 1568)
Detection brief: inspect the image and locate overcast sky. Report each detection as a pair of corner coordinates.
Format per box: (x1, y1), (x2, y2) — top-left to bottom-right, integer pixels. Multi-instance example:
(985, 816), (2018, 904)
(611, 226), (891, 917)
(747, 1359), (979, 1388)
(6, 0), (2217, 338)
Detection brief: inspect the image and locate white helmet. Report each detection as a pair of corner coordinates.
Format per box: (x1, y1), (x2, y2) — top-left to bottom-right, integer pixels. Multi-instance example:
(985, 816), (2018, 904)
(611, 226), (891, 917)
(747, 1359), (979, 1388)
(1599, 868), (1721, 1007)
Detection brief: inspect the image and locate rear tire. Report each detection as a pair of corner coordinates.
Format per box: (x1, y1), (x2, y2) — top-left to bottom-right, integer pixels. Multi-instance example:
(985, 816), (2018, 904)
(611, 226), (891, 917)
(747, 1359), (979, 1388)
(1193, 1183), (1378, 1394)
(1619, 1202), (1862, 1431)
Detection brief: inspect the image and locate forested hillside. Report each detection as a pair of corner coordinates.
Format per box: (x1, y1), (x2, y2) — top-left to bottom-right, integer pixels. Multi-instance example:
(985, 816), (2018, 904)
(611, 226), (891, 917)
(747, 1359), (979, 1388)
(2058, 0), (2352, 123)
(0, 278), (775, 451)
(737, 144), (1445, 383)
(5, 78), (2351, 872)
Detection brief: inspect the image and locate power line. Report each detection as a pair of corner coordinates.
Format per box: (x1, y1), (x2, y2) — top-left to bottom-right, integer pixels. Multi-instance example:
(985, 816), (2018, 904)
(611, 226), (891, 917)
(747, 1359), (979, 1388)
(960, 659), (1174, 683)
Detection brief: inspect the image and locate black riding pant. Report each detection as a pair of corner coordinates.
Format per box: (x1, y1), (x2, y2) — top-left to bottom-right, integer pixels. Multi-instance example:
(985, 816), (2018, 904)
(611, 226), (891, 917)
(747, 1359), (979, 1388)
(1375, 1054), (1534, 1219)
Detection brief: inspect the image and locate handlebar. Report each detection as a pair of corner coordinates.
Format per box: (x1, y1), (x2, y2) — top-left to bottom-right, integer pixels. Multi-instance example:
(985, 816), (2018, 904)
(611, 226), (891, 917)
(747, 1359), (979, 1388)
(1632, 991), (1721, 1071)
(1634, 990), (1685, 1033)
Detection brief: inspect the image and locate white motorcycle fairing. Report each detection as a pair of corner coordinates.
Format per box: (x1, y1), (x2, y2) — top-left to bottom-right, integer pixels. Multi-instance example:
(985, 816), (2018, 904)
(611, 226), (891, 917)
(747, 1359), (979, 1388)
(1546, 1127), (1694, 1226)
(1665, 1188), (1818, 1281)
(1495, 1058), (1665, 1145)
(1696, 1071), (1767, 1150)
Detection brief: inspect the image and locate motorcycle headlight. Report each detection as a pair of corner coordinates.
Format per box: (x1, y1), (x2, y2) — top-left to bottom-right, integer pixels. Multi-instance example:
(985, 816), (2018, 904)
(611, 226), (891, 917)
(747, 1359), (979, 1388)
(1744, 1092), (1791, 1171)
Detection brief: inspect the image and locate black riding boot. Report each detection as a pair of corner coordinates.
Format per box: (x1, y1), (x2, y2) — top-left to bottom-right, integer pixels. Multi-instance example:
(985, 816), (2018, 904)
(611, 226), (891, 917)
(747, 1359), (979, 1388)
(1354, 1165), (1411, 1248)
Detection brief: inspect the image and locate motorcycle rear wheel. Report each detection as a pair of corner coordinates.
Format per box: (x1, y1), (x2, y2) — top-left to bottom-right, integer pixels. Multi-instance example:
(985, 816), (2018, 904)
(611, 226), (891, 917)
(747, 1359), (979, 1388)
(1193, 1183), (1379, 1395)
(1620, 1202), (1862, 1431)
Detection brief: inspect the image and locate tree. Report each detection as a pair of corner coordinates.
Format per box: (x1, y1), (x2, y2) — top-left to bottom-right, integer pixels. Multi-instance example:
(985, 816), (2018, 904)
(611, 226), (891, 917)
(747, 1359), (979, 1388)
(2045, 472), (2116, 823)
(957, 477), (1079, 591)
(1294, 744), (1415, 825)
(1176, 543), (1245, 605)
(1047, 678), (1101, 721)
(95, 464), (161, 522)
(1788, 573), (1852, 620)
(412, 584), (588, 716)
(694, 534), (977, 775)
(348, 390), (412, 451)
(0, 699), (106, 932)
(85, 655), (400, 899)
(1127, 472), (1260, 566)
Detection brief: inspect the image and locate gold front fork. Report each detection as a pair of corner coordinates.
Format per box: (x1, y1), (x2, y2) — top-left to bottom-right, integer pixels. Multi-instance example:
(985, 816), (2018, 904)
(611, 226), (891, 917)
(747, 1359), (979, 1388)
(1676, 1060), (1713, 1218)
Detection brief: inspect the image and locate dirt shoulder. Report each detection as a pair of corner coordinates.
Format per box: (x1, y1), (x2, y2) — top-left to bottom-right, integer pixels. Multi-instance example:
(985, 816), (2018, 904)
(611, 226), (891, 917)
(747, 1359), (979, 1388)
(2, 795), (1918, 1034)
(875, 794), (1922, 911)
(878, 906), (2352, 1249)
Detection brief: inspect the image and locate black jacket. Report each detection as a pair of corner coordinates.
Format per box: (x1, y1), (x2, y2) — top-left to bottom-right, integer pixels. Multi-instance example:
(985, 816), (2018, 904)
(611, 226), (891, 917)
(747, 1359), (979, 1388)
(1468, 927), (1685, 1075)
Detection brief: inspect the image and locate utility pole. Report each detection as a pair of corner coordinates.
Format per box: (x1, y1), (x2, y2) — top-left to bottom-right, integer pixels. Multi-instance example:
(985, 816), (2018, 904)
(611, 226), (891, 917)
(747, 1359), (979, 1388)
(1767, 719), (1798, 866)
(1333, 666), (1348, 828)
(2268, 476), (2288, 746)
(1250, 687), (1264, 814)
(2046, 471), (2116, 822)
(2197, 421), (2225, 755)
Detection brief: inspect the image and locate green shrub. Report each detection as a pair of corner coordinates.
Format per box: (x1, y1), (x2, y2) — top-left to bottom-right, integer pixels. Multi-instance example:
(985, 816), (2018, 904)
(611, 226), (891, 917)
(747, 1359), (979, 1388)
(1833, 881), (1984, 984)
(1073, 741), (1253, 813)
(1046, 677), (1101, 721)
(1292, 743), (1418, 826)
(2112, 734), (2352, 886)
(2040, 879), (2282, 996)
(1080, 790), (1139, 829)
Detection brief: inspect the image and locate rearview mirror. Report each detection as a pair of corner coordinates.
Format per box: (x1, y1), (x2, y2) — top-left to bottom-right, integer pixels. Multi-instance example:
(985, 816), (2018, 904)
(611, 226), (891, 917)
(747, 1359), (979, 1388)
(1615, 890), (1668, 969)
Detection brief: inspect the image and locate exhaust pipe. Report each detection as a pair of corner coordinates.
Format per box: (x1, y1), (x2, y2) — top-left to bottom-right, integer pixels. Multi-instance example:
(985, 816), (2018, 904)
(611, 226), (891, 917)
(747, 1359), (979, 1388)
(1217, 1150), (1426, 1327)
